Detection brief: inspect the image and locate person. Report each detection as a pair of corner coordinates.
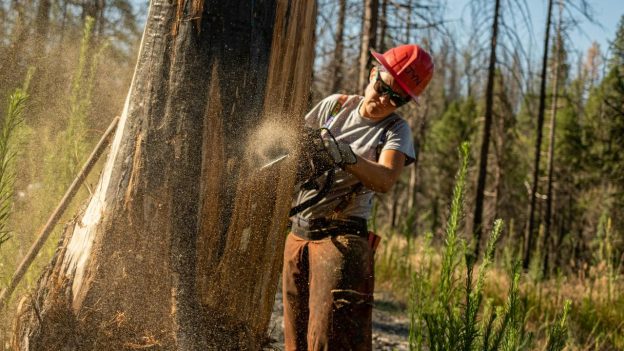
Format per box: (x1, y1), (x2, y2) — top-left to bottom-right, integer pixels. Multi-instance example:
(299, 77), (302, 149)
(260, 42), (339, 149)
(282, 44), (434, 350)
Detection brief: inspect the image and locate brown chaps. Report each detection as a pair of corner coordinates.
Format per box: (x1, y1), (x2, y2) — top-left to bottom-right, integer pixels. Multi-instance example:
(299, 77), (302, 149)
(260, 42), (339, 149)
(282, 232), (374, 351)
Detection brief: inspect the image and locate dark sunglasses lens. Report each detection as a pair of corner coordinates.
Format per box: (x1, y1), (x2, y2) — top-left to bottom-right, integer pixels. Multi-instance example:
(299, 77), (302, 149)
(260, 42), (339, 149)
(391, 95), (409, 107)
(374, 70), (410, 106)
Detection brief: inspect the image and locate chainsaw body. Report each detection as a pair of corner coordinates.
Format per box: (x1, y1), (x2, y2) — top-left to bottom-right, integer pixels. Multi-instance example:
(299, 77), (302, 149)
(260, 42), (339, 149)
(295, 127), (336, 186)
(289, 127), (342, 216)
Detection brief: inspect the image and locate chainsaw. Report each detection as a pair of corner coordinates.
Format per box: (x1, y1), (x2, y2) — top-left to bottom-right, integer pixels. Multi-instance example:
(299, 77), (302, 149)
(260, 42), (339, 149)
(260, 127), (356, 217)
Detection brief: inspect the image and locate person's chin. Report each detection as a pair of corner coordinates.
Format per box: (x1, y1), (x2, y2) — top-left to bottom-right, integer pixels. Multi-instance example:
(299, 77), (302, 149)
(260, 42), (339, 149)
(361, 102), (384, 119)
(366, 112), (386, 121)
(362, 109), (376, 119)
(369, 105), (389, 118)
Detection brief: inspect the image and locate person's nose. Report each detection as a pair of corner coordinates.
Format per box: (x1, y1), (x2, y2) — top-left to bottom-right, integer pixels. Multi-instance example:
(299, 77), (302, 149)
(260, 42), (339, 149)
(378, 93), (391, 105)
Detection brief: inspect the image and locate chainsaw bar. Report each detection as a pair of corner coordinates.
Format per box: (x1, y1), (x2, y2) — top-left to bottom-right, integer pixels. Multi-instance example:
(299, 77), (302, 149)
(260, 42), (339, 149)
(259, 154), (289, 170)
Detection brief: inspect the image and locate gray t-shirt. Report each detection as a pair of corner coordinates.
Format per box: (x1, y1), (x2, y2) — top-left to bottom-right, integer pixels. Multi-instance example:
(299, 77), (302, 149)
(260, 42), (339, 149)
(292, 94), (415, 222)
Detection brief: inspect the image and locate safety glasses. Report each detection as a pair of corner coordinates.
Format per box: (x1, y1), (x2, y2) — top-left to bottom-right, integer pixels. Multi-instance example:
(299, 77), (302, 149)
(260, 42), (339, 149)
(373, 67), (411, 107)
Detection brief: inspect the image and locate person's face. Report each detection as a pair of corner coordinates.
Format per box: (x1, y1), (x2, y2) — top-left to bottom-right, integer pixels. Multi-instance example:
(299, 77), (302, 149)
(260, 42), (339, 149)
(360, 66), (410, 120)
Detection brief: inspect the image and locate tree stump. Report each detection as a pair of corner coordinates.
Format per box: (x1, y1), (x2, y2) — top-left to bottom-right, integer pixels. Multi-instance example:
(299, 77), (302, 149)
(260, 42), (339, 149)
(12, 1), (316, 349)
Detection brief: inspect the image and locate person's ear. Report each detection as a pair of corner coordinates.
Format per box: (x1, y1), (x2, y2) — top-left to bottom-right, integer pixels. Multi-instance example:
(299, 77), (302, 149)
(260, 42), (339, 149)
(369, 66), (377, 82)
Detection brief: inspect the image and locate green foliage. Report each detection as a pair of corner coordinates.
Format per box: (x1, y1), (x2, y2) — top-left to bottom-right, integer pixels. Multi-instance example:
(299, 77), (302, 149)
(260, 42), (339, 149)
(608, 15), (624, 71)
(406, 143), (572, 351)
(498, 267), (524, 350)
(555, 101), (585, 172)
(0, 89), (27, 247)
(408, 231), (434, 350)
(594, 214), (620, 302)
(438, 142), (470, 305)
(48, 16), (108, 196)
(546, 300), (571, 351)
(579, 22), (624, 239)
(429, 98), (477, 198)
(584, 16), (624, 188)
(0, 17), (108, 306)
(585, 70), (624, 182)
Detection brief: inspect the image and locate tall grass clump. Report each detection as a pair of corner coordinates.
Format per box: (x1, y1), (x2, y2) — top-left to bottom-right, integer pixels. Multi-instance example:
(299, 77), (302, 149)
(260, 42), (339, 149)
(407, 142), (571, 351)
(545, 300), (571, 351)
(0, 89), (28, 248)
(594, 213), (620, 303)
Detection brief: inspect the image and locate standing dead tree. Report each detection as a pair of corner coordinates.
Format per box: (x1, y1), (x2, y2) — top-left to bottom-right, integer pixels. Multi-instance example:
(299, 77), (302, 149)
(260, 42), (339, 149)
(524, 0), (554, 269)
(12, 0), (316, 350)
(472, 0), (501, 256)
(542, 0), (564, 276)
(358, 0), (379, 94)
(330, 0), (347, 94)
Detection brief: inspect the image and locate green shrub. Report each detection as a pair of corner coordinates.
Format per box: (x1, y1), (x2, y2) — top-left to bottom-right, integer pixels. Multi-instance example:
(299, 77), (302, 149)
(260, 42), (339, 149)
(407, 142), (571, 351)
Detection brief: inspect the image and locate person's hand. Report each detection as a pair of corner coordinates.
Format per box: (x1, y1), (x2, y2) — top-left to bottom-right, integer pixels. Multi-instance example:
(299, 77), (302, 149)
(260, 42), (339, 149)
(297, 128), (358, 184)
(320, 129), (357, 167)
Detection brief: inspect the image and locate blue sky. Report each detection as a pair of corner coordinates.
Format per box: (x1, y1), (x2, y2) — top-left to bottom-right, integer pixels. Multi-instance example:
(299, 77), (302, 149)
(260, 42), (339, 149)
(445, 0), (622, 58)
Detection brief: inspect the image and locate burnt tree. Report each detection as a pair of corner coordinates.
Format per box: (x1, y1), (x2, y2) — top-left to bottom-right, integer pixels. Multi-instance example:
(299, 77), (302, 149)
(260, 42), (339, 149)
(358, 0), (378, 93)
(12, 0), (316, 350)
(543, 0), (564, 276)
(472, 0), (501, 256)
(524, 0), (554, 269)
(330, 0), (346, 93)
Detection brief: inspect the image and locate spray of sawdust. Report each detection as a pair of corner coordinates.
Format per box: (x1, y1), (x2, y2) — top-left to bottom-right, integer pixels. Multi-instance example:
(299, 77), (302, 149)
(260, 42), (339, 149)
(245, 116), (298, 170)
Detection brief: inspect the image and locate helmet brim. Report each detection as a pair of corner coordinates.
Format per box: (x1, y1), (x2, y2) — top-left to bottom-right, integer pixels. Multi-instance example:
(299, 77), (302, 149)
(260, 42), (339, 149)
(371, 49), (419, 103)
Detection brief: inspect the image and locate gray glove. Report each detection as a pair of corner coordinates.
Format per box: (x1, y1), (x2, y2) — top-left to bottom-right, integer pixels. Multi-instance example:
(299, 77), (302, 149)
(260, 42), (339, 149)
(321, 129), (357, 167)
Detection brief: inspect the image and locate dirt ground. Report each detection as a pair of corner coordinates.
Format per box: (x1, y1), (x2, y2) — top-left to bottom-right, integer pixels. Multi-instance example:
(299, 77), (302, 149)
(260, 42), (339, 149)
(266, 290), (410, 350)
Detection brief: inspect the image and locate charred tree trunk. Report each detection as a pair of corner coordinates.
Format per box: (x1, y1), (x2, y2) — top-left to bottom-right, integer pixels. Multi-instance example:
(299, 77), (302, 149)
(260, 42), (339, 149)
(524, 0), (554, 269)
(358, 0), (378, 94)
(405, 0), (412, 42)
(542, 1), (563, 276)
(379, 0), (388, 52)
(13, 1), (316, 350)
(82, 0), (104, 31)
(406, 100), (430, 235)
(34, 0), (51, 48)
(404, 0), (419, 228)
(492, 108), (503, 222)
(472, 0), (501, 256)
(330, 0), (346, 93)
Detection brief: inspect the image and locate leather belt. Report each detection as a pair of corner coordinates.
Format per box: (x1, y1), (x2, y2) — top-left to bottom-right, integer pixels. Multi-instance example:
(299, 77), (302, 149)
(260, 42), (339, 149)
(292, 216), (368, 240)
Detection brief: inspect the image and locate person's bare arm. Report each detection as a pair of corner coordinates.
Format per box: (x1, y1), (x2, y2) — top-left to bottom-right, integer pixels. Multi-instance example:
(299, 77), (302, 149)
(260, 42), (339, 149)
(343, 149), (406, 193)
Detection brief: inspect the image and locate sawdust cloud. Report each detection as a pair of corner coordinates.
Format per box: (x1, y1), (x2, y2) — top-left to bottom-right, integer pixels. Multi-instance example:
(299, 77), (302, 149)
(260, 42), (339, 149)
(245, 117), (298, 169)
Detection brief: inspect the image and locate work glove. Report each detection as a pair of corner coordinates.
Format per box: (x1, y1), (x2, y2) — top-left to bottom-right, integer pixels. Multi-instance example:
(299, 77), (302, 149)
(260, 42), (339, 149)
(296, 128), (358, 186)
(320, 129), (357, 168)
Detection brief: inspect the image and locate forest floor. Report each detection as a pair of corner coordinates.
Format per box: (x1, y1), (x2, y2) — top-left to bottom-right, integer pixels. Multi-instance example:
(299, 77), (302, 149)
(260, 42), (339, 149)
(266, 289), (410, 350)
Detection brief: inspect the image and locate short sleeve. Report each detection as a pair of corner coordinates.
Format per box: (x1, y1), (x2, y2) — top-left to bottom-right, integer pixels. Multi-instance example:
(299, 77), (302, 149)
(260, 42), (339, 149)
(382, 118), (416, 166)
(304, 94), (343, 128)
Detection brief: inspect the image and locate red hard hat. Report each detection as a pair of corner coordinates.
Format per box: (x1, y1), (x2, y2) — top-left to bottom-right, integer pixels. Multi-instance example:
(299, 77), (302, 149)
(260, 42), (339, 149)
(371, 44), (434, 100)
